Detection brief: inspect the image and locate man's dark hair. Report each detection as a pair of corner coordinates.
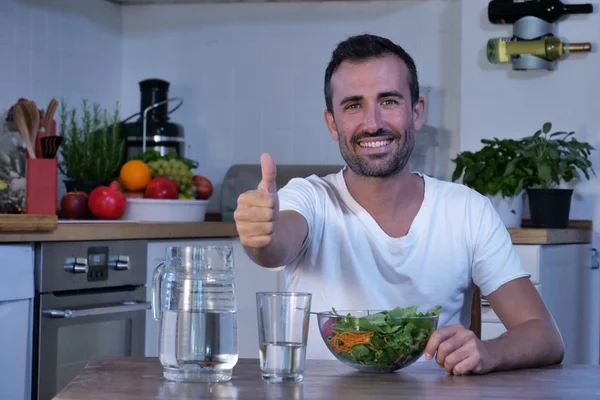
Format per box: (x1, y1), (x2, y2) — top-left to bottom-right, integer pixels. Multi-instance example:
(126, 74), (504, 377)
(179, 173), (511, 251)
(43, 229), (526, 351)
(324, 34), (420, 114)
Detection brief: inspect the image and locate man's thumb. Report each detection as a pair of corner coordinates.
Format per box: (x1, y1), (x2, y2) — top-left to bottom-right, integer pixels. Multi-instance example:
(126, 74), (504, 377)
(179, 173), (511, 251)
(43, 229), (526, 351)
(258, 153), (277, 193)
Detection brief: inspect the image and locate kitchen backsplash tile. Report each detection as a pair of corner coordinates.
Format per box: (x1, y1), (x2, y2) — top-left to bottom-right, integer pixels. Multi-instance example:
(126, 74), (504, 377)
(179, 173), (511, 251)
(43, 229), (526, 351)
(0, 0), (122, 115)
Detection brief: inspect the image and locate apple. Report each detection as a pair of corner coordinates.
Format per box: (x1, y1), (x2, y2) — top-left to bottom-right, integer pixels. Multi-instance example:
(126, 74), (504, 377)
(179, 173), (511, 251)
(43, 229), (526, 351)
(88, 186), (127, 220)
(192, 175), (213, 200)
(60, 192), (89, 219)
(144, 177), (178, 200)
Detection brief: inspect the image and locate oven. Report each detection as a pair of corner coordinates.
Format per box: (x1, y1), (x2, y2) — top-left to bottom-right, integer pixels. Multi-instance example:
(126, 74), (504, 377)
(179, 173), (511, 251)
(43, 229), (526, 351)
(32, 240), (150, 400)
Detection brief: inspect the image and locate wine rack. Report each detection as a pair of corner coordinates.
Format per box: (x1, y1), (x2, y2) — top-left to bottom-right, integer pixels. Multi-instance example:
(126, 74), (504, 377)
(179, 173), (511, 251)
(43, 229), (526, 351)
(486, 0), (594, 71)
(512, 16), (557, 71)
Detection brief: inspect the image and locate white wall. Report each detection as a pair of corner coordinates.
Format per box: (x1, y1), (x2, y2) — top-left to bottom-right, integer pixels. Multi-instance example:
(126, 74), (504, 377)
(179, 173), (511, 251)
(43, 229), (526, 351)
(460, 0), (600, 244)
(0, 0), (122, 114)
(121, 0), (462, 210)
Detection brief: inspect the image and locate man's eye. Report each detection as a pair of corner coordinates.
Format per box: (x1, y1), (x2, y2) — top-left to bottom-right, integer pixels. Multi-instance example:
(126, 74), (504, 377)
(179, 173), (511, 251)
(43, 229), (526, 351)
(346, 104), (360, 110)
(382, 99), (398, 105)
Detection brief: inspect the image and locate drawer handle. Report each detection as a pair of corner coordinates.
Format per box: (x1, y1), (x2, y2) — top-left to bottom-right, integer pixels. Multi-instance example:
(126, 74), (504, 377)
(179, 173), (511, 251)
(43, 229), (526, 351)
(42, 301), (150, 319)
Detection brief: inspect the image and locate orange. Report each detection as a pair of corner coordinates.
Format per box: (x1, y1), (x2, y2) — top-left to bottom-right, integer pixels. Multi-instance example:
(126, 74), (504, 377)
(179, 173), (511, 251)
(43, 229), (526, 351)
(119, 160), (152, 191)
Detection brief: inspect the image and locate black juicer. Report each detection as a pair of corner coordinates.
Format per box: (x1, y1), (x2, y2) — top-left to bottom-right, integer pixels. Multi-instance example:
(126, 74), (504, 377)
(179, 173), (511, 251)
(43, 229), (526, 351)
(119, 78), (185, 161)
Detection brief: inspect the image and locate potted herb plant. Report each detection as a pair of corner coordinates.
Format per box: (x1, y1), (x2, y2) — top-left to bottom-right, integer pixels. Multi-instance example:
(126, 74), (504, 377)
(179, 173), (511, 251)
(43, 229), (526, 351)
(58, 99), (125, 194)
(516, 122), (595, 229)
(451, 137), (528, 228)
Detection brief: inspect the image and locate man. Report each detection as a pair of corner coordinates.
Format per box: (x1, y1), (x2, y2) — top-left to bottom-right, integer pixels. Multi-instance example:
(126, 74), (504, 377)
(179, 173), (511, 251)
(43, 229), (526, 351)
(234, 33), (564, 375)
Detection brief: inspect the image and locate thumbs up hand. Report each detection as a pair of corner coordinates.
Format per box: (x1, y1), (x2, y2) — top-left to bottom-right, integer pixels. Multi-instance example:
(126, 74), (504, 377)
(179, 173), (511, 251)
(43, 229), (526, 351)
(257, 153), (278, 195)
(234, 153), (280, 249)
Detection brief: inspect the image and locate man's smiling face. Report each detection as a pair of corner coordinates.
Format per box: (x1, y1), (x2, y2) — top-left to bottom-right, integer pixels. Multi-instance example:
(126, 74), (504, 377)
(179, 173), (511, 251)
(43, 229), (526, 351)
(324, 54), (424, 178)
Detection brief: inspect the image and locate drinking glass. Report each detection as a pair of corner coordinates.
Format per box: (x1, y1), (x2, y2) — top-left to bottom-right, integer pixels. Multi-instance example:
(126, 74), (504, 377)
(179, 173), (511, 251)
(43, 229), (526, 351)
(256, 292), (312, 383)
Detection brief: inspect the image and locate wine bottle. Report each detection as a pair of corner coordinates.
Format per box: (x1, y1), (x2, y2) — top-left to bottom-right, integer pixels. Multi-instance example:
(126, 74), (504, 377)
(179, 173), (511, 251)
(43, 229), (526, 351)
(488, 0), (594, 24)
(487, 36), (592, 63)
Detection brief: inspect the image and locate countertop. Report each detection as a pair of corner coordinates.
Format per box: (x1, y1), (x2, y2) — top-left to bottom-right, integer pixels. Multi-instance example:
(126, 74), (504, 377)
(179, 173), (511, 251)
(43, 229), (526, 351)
(0, 215), (592, 244)
(0, 220), (238, 243)
(54, 356), (600, 400)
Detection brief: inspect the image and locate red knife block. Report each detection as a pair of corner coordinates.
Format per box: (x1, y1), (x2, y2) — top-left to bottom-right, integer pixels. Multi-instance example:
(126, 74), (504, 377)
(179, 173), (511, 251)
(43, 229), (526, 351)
(25, 158), (57, 215)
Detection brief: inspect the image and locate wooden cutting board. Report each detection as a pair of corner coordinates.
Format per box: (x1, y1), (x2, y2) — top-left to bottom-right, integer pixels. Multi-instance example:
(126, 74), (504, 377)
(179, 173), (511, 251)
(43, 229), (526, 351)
(0, 214), (58, 232)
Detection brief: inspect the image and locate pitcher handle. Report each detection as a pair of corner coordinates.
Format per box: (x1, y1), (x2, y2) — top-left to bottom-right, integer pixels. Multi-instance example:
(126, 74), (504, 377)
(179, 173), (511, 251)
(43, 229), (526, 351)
(152, 261), (166, 321)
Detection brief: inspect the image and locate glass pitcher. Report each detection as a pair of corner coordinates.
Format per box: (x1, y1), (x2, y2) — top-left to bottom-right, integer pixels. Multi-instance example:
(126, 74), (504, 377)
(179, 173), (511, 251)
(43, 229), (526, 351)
(152, 245), (238, 382)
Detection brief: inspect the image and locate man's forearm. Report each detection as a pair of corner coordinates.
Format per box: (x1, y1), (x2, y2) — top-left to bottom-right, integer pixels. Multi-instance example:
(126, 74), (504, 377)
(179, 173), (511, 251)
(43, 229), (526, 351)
(244, 216), (303, 268)
(244, 229), (291, 268)
(483, 318), (565, 372)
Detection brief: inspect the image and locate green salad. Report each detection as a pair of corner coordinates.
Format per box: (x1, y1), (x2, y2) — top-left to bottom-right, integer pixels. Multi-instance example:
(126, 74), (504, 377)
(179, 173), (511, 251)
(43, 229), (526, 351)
(323, 305), (441, 370)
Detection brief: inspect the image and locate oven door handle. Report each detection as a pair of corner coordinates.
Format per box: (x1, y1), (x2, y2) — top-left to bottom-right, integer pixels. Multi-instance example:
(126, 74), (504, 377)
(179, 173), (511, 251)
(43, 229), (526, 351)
(42, 301), (151, 319)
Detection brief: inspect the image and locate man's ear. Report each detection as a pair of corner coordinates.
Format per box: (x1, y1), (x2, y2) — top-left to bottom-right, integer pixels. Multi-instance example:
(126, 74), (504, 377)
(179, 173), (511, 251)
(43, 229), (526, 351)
(412, 97), (425, 131)
(324, 110), (339, 141)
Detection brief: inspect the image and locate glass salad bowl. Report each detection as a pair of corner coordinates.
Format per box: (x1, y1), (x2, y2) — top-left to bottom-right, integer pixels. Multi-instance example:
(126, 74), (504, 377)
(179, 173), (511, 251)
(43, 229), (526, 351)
(316, 306), (440, 373)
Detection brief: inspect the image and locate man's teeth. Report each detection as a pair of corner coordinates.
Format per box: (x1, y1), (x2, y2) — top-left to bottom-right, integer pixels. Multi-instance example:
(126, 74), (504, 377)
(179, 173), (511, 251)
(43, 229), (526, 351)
(359, 140), (392, 148)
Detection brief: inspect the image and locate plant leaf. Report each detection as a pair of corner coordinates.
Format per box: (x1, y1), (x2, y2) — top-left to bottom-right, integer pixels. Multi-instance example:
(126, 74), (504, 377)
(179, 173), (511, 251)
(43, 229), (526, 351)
(542, 122), (552, 133)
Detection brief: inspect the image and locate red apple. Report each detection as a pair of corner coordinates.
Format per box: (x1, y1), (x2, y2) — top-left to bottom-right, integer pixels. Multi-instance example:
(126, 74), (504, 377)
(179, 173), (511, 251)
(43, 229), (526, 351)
(88, 186), (127, 220)
(193, 175), (213, 200)
(144, 177), (178, 200)
(60, 192), (89, 219)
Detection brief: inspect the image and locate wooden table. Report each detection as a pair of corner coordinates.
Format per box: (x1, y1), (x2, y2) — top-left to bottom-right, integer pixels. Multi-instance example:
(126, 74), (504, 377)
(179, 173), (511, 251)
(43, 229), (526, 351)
(54, 357), (600, 400)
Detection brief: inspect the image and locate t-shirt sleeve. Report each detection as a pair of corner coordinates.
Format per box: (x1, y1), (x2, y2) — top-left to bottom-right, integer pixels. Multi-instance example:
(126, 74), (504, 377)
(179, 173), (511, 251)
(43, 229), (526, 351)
(277, 177), (317, 262)
(471, 196), (531, 297)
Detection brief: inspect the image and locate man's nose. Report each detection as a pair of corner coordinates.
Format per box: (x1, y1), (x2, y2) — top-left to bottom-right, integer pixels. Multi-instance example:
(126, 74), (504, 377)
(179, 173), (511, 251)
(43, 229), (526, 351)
(363, 105), (383, 133)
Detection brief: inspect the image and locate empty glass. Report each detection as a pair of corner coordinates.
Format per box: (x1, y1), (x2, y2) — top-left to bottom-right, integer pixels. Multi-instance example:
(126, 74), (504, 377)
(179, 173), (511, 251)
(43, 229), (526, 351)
(256, 292), (312, 383)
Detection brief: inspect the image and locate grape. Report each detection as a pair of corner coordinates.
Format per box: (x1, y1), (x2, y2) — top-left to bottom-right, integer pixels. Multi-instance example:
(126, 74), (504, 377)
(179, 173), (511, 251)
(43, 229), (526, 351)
(146, 158), (193, 193)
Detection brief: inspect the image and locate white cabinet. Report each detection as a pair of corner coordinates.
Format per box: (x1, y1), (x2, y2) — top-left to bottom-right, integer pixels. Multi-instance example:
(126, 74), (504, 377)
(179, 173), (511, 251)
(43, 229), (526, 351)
(481, 243), (598, 365)
(145, 238), (282, 359)
(0, 244), (34, 400)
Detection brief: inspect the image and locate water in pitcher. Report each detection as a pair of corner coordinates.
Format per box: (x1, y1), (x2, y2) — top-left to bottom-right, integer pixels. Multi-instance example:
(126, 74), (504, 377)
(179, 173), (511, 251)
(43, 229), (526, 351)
(159, 309), (238, 382)
(259, 341), (306, 382)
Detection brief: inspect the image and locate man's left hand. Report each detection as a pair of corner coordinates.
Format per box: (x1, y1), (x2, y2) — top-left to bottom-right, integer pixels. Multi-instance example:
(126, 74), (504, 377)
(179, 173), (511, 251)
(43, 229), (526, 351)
(424, 324), (494, 375)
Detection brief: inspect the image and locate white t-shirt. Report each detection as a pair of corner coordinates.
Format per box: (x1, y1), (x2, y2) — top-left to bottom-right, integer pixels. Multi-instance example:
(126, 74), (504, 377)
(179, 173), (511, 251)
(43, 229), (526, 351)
(276, 168), (530, 361)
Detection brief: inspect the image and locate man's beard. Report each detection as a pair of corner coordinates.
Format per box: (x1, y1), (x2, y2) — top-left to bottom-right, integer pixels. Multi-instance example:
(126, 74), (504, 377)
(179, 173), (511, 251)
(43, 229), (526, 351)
(338, 123), (415, 178)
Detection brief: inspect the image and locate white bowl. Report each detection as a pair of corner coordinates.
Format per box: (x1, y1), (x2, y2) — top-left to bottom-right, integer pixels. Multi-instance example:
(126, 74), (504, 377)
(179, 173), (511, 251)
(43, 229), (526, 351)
(121, 198), (209, 222)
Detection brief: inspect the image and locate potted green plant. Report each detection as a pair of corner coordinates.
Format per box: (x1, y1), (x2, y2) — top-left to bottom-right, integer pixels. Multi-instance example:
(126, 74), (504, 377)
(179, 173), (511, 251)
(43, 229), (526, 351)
(58, 99), (125, 194)
(516, 122), (595, 229)
(451, 137), (528, 228)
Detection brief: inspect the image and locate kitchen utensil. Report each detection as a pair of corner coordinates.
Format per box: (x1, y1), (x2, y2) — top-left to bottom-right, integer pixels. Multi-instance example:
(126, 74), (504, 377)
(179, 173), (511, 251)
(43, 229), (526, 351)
(12, 104), (36, 159)
(40, 136), (63, 159)
(316, 309), (439, 373)
(43, 98), (59, 135)
(20, 101), (40, 152)
(256, 292), (312, 383)
(152, 245), (239, 383)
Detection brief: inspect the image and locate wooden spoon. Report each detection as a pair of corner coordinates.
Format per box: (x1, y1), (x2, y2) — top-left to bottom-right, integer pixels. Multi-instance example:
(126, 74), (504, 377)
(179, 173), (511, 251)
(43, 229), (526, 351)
(27, 100), (40, 147)
(43, 98), (59, 135)
(19, 101), (36, 146)
(12, 103), (36, 159)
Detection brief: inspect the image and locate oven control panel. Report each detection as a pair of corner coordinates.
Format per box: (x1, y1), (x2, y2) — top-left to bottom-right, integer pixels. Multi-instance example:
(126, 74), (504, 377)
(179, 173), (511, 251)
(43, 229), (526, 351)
(87, 246), (109, 282)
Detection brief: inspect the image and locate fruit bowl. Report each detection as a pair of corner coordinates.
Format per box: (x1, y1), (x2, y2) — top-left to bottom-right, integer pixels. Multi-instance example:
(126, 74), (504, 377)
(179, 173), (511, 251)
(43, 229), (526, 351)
(316, 307), (440, 373)
(121, 198), (209, 222)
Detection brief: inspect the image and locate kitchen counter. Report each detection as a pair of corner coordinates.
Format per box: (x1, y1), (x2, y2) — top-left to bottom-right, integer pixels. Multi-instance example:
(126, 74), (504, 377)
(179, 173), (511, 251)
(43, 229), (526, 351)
(0, 221), (238, 243)
(54, 356), (600, 400)
(0, 216), (592, 244)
